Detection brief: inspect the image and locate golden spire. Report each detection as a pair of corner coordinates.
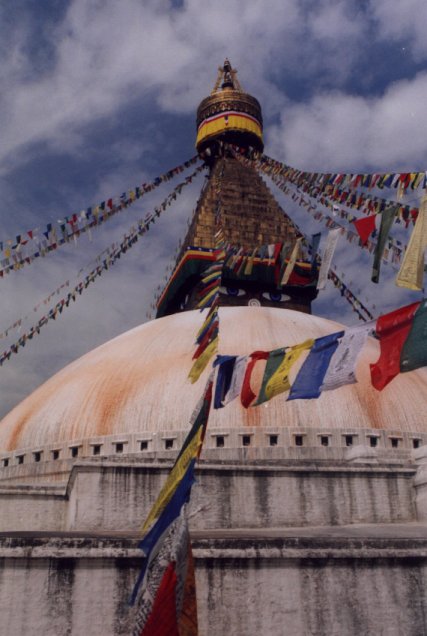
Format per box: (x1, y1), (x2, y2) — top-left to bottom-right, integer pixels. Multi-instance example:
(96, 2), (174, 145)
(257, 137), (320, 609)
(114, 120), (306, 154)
(212, 59), (243, 94)
(196, 60), (263, 154)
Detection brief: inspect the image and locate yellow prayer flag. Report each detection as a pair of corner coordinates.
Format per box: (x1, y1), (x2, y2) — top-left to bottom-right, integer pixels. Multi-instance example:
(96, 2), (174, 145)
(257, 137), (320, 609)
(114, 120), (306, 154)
(141, 429), (203, 532)
(196, 286), (218, 309)
(281, 238), (302, 286)
(188, 337), (218, 383)
(265, 339), (314, 401)
(396, 195), (427, 291)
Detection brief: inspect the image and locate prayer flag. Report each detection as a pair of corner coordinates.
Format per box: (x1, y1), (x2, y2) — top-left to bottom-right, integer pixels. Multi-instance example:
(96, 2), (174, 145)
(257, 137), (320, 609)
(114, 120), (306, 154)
(288, 331), (344, 400)
(396, 195), (427, 290)
(311, 233), (321, 272)
(142, 375), (213, 533)
(241, 351), (269, 408)
(317, 229), (340, 290)
(321, 323), (373, 391)
(222, 355), (247, 406)
(132, 514), (198, 636)
(130, 462), (196, 607)
(353, 215), (377, 246)
(188, 337), (218, 383)
(256, 340), (313, 404)
(213, 355), (237, 409)
(281, 238), (302, 285)
(370, 301), (420, 390)
(372, 206), (397, 283)
(400, 299), (427, 373)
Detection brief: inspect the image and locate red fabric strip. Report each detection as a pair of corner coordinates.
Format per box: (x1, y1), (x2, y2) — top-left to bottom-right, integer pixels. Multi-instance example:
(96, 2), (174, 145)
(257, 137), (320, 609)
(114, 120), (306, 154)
(241, 351), (269, 408)
(370, 301), (420, 390)
(192, 321), (219, 359)
(353, 215), (376, 245)
(141, 562), (179, 636)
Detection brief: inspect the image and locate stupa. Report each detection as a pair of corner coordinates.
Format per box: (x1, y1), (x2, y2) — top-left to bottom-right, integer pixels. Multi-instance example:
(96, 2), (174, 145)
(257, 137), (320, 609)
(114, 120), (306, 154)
(0, 61), (427, 636)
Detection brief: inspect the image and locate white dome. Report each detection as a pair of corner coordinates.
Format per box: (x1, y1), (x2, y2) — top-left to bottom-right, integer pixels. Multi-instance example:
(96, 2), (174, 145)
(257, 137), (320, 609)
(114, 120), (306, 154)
(1, 306), (427, 453)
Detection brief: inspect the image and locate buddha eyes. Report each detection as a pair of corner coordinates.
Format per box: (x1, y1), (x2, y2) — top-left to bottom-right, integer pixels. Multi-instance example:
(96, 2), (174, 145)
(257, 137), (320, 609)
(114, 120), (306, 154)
(218, 287), (291, 302)
(219, 286), (246, 297)
(262, 292), (291, 302)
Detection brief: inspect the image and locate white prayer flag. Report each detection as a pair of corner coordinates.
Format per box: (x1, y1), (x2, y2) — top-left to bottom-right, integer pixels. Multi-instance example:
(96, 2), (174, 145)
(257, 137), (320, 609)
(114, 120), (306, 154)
(317, 228), (340, 290)
(223, 355), (247, 405)
(321, 323), (373, 391)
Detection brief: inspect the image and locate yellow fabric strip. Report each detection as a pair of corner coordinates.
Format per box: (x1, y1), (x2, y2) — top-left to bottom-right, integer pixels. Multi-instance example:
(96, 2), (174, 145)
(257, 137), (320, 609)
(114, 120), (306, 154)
(281, 238), (302, 285)
(396, 195), (427, 290)
(196, 307), (218, 339)
(188, 337), (218, 384)
(196, 114), (262, 146)
(196, 286), (218, 309)
(141, 429), (203, 532)
(265, 339), (314, 401)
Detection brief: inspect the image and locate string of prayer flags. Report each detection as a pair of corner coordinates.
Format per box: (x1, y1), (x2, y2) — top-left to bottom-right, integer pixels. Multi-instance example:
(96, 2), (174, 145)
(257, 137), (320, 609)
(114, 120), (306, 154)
(277, 195), (375, 322)
(141, 373), (213, 535)
(255, 339), (314, 405)
(317, 228), (340, 290)
(370, 301), (421, 391)
(257, 150), (426, 198)
(372, 206), (398, 283)
(264, 168), (405, 269)
(396, 194), (427, 291)
(287, 331), (344, 401)
(232, 148), (414, 283)
(130, 374), (213, 632)
(131, 507), (197, 636)
(0, 156), (202, 279)
(188, 337), (218, 383)
(321, 323), (373, 391)
(130, 462), (196, 607)
(189, 166), (226, 382)
(400, 299), (427, 373)
(237, 148), (420, 229)
(0, 168), (204, 368)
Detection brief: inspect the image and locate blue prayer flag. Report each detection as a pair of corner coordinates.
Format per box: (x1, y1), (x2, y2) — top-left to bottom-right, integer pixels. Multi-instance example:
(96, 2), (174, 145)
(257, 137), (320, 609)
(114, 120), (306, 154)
(287, 331), (344, 400)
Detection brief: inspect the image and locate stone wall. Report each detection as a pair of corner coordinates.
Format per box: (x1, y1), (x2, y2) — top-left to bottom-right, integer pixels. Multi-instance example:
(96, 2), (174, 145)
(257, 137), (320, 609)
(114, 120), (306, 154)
(1, 533), (427, 636)
(0, 457), (418, 533)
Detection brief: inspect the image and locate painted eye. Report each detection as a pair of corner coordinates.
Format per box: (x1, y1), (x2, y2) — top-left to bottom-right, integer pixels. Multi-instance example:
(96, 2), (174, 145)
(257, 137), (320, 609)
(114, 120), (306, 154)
(219, 286), (246, 297)
(262, 292), (291, 302)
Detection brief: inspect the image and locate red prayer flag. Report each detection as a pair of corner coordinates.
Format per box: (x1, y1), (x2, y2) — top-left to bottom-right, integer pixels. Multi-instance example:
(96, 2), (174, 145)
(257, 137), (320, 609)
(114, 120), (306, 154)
(353, 215), (376, 245)
(140, 562), (179, 636)
(241, 351), (269, 408)
(370, 301), (420, 390)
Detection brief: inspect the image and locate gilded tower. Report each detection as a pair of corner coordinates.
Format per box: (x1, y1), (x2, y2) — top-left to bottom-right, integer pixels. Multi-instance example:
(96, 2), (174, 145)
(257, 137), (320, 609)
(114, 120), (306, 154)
(156, 60), (318, 317)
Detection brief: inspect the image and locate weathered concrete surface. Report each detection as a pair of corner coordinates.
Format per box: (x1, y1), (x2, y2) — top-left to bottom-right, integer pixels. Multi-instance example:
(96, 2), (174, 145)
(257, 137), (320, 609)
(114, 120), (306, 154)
(0, 459), (417, 532)
(49, 460), (422, 532)
(0, 527), (426, 636)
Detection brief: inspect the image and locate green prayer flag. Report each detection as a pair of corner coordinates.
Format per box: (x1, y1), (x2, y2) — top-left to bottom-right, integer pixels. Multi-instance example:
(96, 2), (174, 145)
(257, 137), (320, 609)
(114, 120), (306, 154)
(372, 205), (397, 283)
(255, 347), (287, 405)
(400, 298), (427, 372)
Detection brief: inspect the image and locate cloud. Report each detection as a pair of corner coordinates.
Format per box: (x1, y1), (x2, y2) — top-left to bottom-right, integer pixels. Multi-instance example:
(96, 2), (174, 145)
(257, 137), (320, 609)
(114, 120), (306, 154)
(0, 0), (371, 172)
(370, 0), (427, 60)
(267, 71), (427, 171)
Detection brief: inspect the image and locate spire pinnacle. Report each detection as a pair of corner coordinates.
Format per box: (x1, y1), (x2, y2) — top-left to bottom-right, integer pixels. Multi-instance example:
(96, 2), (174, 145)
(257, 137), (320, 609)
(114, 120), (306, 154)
(212, 59), (243, 94)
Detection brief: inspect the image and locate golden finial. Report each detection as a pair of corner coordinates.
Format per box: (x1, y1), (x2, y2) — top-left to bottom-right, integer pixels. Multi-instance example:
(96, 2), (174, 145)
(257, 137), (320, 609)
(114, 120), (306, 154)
(211, 59), (243, 94)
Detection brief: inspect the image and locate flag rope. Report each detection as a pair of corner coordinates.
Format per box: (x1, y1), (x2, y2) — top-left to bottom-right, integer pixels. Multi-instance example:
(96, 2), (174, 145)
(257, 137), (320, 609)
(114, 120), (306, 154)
(0, 164), (206, 366)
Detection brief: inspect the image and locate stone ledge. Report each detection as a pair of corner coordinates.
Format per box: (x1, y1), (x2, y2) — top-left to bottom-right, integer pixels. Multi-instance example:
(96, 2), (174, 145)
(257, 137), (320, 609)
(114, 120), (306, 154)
(1, 525), (427, 560)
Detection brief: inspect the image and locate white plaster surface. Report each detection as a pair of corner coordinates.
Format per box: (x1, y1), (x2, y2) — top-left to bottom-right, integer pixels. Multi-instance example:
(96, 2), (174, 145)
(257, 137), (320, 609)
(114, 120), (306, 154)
(1, 307), (427, 456)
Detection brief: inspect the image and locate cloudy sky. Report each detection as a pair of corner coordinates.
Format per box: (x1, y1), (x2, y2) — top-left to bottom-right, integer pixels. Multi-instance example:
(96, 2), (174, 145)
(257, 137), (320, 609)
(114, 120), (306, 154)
(0, 0), (426, 417)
